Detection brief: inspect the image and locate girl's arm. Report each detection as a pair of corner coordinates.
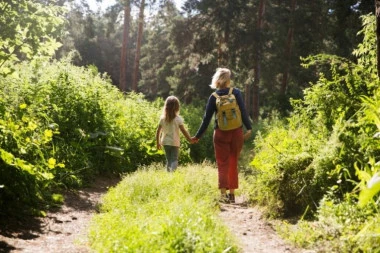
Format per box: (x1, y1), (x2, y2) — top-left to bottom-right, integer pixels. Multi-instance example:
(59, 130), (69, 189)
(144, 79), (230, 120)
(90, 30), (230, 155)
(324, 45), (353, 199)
(179, 125), (192, 143)
(156, 125), (162, 149)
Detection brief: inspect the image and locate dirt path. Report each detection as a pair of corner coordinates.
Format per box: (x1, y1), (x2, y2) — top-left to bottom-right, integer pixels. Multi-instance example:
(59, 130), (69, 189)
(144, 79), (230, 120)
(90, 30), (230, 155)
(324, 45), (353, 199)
(219, 196), (312, 253)
(0, 176), (119, 253)
(1, 177), (310, 253)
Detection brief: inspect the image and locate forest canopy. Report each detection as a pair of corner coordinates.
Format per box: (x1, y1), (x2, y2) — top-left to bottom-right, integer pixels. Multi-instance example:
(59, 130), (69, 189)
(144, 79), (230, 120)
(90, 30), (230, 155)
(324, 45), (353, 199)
(36, 0), (375, 119)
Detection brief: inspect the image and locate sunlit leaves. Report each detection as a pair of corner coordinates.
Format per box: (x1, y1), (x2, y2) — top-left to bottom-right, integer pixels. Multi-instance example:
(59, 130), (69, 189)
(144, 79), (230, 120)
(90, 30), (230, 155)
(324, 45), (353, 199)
(43, 129), (53, 143)
(0, 148), (35, 175)
(0, 57), (175, 216)
(353, 14), (377, 76)
(250, 12), (380, 252)
(0, 0), (65, 76)
(47, 157), (56, 169)
(358, 173), (380, 207)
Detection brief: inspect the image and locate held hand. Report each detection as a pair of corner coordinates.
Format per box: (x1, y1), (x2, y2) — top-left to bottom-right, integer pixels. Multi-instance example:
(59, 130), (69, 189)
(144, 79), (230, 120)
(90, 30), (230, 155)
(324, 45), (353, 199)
(243, 130), (252, 141)
(191, 136), (199, 144)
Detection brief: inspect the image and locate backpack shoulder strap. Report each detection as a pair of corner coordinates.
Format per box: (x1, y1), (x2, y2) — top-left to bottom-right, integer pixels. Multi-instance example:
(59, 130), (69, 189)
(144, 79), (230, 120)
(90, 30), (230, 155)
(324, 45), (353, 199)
(228, 87), (234, 95)
(212, 92), (219, 98)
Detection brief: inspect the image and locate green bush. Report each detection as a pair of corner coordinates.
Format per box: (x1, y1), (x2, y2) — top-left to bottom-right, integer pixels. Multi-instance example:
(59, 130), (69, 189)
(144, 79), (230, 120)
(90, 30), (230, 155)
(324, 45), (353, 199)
(0, 58), (192, 215)
(247, 15), (380, 219)
(247, 116), (325, 217)
(277, 194), (379, 252)
(88, 164), (240, 253)
(265, 14), (380, 253)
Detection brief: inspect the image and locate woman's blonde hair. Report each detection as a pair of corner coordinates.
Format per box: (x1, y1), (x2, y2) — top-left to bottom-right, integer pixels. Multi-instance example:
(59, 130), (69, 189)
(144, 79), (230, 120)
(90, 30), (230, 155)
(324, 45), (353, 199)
(210, 68), (231, 89)
(162, 96), (180, 122)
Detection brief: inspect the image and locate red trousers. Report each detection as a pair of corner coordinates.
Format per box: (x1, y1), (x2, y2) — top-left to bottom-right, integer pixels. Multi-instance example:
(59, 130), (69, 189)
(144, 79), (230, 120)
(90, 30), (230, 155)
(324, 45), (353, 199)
(213, 127), (244, 190)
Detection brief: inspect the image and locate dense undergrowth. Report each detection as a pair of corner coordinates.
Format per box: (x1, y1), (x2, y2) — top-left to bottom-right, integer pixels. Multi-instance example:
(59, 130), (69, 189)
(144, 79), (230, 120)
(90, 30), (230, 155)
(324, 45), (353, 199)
(245, 15), (380, 252)
(0, 57), (213, 216)
(88, 164), (240, 253)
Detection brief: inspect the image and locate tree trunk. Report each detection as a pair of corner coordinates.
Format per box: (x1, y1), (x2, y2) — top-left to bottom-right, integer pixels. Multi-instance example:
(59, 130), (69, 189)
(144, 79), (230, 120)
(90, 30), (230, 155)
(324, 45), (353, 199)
(280, 0), (296, 95)
(252, 0), (265, 122)
(217, 1), (231, 67)
(119, 2), (131, 92)
(245, 80), (250, 115)
(218, 22), (230, 67)
(132, 0), (145, 92)
(376, 0), (380, 79)
(217, 35), (226, 66)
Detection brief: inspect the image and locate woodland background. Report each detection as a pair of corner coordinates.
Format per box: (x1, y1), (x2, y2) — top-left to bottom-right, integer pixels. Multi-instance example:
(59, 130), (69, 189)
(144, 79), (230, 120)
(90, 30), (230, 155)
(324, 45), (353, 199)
(53, 0), (374, 117)
(1, 0), (380, 252)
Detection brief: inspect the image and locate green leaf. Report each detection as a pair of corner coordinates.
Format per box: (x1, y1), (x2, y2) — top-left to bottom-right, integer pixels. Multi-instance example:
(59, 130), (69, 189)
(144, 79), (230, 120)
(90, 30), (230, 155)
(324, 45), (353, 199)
(359, 173), (380, 207)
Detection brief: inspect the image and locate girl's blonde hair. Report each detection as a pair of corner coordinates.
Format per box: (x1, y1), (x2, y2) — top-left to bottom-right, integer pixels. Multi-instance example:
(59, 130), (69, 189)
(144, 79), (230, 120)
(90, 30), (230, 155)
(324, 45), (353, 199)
(162, 96), (180, 122)
(209, 68), (231, 89)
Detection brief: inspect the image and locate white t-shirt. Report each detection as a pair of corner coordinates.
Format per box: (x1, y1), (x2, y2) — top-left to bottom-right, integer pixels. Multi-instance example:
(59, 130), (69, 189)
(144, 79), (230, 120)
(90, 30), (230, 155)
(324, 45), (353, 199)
(159, 115), (184, 147)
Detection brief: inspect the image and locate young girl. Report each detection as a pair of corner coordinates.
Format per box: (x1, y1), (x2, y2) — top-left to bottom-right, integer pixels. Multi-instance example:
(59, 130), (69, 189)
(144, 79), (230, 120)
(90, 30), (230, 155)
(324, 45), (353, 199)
(156, 96), (193, 172)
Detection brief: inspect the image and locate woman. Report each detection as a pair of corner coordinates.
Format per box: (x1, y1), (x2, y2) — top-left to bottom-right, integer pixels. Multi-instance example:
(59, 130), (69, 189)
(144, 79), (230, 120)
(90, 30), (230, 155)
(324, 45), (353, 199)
(192, 68), (252, 203)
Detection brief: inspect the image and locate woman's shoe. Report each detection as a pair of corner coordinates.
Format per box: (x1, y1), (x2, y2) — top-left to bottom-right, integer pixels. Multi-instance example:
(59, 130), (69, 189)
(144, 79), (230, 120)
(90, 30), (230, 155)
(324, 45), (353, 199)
(228, 193), (235, 203)
(219, 194), (230, 204)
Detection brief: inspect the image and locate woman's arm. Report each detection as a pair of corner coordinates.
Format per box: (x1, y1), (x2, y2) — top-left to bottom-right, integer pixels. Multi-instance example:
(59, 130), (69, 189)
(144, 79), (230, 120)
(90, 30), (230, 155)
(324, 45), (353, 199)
(194, 95), (216, 139)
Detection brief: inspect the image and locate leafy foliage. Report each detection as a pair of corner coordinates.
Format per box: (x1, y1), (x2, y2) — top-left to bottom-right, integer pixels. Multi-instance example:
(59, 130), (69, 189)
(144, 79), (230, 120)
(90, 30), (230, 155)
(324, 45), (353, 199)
(249, 14), (380, 252)
(246, 14), (380, 219)
(277, 194), (379, 252)
(246, 116), (325, 217)
(0, 58), (193, 215)
(0, 0), (65, 76)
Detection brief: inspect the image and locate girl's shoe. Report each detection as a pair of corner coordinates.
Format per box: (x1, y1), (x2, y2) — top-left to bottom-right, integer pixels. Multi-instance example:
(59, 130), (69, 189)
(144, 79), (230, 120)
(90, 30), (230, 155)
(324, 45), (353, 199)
(228, 193), (235, 203)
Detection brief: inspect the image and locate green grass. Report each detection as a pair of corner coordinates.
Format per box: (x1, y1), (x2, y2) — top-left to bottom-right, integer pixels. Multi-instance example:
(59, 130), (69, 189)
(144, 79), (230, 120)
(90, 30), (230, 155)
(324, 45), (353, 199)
(275, 196), (380, 253)
(88, 163), (240, 253)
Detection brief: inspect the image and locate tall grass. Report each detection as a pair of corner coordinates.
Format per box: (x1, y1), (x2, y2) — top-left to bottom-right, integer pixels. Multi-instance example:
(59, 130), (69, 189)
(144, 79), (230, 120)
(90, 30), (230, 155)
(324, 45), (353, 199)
(88, 163), (240, 253)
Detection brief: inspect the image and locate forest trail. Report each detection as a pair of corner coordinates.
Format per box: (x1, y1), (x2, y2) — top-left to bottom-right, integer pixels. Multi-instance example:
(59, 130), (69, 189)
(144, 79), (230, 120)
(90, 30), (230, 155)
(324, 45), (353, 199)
(219, 197), (313, 253)
(0, 176), (119, 253)
(1, 177), (312, 253)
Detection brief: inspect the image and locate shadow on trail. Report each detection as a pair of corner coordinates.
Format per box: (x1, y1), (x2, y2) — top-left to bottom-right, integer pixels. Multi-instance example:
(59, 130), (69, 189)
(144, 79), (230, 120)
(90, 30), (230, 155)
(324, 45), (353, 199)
(0, 174), (120, 247)
(61, 174), (120, 212)
(0, 213), (42, 240)
(0, 241), (16, 253)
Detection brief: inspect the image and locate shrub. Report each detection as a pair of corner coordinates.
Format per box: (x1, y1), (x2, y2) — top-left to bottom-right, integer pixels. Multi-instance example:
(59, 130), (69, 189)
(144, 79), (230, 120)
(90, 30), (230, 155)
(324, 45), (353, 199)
(247, 15), (380, 219)
(271, 14), (380, 253)
(0, 58), (192, 215)
(277, 194), (379, 252)
(246, 116), (325, 217)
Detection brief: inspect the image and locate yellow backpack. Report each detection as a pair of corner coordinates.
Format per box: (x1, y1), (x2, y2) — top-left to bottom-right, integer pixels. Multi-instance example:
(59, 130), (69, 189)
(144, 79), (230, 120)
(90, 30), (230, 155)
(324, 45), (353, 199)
(212, 87), (242, 131)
